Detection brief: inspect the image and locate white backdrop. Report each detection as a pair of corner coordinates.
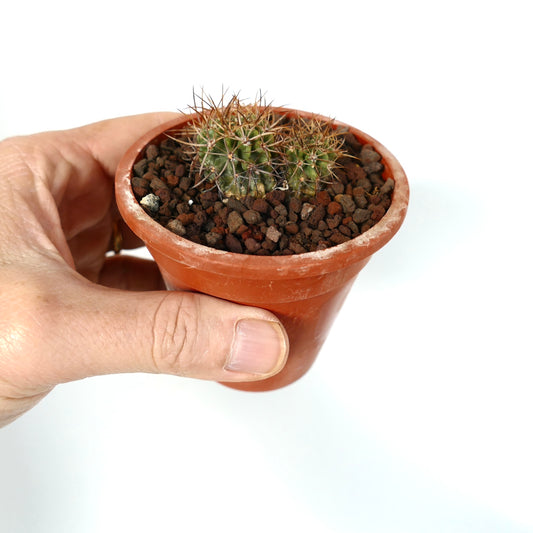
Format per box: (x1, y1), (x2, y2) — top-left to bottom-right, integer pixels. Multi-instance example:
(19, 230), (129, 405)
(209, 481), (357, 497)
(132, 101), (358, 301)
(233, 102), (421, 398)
(1, 1), (532, 532)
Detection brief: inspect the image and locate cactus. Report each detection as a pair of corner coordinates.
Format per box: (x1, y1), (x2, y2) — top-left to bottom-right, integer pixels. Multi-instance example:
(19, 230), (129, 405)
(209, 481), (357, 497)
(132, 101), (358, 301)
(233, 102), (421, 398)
(281, 116), (346, 197)
(186, 93), (284, 198)
(182, 91), (348, 199)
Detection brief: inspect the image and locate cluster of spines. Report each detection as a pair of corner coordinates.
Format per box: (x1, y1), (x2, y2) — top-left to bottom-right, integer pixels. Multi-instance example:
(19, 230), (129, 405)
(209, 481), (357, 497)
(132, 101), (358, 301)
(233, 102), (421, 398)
(183, 92), (347, 199)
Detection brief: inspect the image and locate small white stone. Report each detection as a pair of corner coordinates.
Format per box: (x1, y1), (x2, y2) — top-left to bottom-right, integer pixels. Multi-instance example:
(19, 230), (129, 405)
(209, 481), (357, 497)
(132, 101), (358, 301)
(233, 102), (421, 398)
(300, 203), (315, 221)
(266, 226), (282, 243)
(140, 193), (160, 213)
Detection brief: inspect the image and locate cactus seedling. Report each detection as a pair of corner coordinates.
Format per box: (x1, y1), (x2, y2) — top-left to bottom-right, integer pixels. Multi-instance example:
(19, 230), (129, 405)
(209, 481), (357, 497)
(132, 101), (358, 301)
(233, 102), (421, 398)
(281, 116), (347, 197)
(185, 93), (285, 198)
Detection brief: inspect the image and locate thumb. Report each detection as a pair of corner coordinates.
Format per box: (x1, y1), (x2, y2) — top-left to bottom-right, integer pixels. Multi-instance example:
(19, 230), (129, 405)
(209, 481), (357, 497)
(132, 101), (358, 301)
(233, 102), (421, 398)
(83, 285), (289, 383)
(5, 274), (289, 393)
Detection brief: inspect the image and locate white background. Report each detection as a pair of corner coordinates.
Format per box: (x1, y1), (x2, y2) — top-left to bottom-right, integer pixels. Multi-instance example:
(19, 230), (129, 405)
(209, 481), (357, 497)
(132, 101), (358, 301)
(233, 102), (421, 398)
(1, 1), (532, 532)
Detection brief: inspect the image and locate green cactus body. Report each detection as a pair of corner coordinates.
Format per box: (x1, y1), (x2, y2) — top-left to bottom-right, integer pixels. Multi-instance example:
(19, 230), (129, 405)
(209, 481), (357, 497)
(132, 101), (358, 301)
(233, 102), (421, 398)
(283, 118), (345, 197)
(191, 97), (281, 198)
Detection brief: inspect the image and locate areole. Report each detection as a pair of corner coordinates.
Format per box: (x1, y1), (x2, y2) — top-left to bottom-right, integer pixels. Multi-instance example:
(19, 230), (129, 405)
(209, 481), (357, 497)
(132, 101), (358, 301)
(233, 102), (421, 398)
(115, 108), (409, 390)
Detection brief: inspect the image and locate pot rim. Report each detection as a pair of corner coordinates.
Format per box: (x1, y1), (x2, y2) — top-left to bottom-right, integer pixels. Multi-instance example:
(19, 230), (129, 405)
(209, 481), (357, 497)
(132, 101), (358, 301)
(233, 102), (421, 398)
(115, 108), (409, 278)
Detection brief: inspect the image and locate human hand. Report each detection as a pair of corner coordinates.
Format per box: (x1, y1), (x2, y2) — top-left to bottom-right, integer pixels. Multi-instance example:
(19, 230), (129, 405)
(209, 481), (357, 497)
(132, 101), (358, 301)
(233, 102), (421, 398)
(0, 114), (288, 427)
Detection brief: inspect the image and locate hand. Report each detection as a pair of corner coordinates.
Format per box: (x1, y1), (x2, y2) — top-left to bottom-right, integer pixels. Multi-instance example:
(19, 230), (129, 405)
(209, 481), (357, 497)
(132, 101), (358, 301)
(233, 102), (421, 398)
(0, 114), (288, 427)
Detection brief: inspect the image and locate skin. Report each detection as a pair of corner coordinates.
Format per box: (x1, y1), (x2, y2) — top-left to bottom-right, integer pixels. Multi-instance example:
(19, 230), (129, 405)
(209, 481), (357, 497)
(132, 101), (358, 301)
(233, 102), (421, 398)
(0, 113), (295, 428)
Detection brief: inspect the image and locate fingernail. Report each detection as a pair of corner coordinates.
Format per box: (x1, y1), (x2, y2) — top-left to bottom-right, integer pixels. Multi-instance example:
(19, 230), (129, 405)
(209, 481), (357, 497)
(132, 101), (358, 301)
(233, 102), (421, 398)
(225, 319), (288, 376)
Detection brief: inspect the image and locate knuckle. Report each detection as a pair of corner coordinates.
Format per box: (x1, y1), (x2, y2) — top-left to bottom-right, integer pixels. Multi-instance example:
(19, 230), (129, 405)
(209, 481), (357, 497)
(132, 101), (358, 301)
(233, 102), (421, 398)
(150, 293), (201, 375)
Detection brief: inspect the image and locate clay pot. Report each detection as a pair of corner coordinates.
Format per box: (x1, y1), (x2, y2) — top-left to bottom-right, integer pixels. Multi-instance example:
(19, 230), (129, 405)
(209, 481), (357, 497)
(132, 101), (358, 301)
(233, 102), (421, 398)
(115, 109), (409, 391)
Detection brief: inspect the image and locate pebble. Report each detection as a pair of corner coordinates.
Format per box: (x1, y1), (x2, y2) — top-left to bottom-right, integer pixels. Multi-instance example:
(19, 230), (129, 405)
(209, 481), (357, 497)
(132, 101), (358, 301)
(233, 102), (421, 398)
(360, 145), (381, 164)
(363, 162), (384, 174)
(166, 219), (186, 236)
(145, 144), (159, 160)
(274, 204), (288, 217)
(155, 188), (171, 203)
(244, 238), (261, 253)
(327, 215), (341, 229)
(368, 173), (385, 187)
(177, 213), (195, 225)
(285, 223), (299, 235)
(266, 226), (282, 242)
(353, 208), (371, 223)
(176, 202), (190, 215)
(355, 177), (372, 192)
(307, 205), (326, 228)
(132, 176), (149, 188)
(265, 189), (286, 205)
(329, 181), (345, 195)
(316, 190), (331, 206)
(288, 198), (302, 214)
(300, 203), (315, 221)
(339, 224), (352, 236)
(252, 198), (270, 214)
(352, 186), (368, 208)
(243, 209), (262, 225)
(289, 241), (306, 254)
(166, 174), (180, 187)
(140, 193), (160, 213)
(133, 159), (148, 177)
(327, 201), (342, 216)
(370, 204), (386, 221)
(330, 231), (351, 245)
(335, 194), (356, 214)
(150, 178), (168, 191)
(279, 234), (289, 250)
(225, 233), (243, 253)
(381, 178), (395, 195)
(348, 221), (360, 235)
(275, 215), (287, 226)
(132, 177), (149, 196)
(179, 176), (192, 191)
(343, 133), (362, 153)
(262, 239), (277, 251)
(226, 197), (248, 214)
(176, 164), (186, 177)
(227, 211), (244, 233)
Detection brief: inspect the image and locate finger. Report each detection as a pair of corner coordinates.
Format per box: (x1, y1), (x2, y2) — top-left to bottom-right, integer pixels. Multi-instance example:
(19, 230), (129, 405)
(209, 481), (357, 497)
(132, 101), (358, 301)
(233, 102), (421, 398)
(73, 112), (179, 178)
(13, 275), (289, 390)
(98, 255), (165, 291)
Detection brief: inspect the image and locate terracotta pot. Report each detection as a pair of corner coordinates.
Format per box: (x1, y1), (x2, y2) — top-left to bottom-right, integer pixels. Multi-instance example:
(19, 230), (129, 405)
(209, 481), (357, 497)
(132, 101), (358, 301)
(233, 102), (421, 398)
(115, 109), (409, 391)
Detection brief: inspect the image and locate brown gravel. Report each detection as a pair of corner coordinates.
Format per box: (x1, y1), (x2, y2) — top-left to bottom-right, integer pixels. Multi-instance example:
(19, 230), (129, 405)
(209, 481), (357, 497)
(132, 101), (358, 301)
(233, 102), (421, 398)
(132, 133), (394, 255)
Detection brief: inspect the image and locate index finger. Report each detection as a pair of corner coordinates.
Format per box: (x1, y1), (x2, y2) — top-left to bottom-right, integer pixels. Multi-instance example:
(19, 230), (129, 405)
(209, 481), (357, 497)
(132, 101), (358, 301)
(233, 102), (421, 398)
(74, 112), (179, 178)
